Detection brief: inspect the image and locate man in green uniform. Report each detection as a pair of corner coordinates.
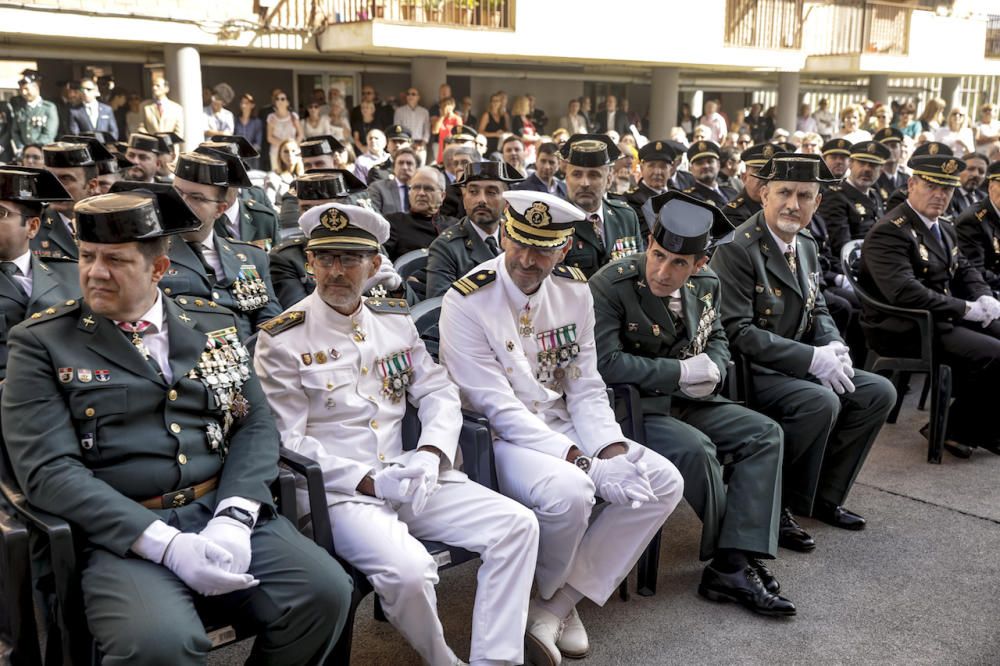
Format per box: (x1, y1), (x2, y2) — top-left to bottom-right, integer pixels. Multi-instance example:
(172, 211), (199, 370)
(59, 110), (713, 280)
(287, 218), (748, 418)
(2, 186), (351, 665)
(561, 134), (645, 277)
(113, 150), (281, 340)
(32, 140), (103, 260)
(124, 132), (167, 184)
(591, 190), (793, 616)
(202, 138), (280, 250)
(0, 166), (80, 379)
(11, 70), (59, 152)
(425, 161), (524, 298)
(710, 154), (896, 551)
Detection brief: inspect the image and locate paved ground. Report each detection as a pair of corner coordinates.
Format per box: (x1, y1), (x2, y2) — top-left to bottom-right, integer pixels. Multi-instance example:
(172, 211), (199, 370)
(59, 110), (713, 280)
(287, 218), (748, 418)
(214, 378), (1000, 665)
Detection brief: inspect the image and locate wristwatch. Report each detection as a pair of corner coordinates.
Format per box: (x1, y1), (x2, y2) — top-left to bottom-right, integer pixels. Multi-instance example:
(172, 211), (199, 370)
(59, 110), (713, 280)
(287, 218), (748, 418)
(216, 506), (255, 529)
(573, 455), (592, 473)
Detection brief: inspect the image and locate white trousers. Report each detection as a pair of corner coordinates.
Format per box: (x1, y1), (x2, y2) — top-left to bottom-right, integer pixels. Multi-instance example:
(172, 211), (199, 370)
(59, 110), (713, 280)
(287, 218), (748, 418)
(329, 480), (539, 666)
(493, 436), (683, 604)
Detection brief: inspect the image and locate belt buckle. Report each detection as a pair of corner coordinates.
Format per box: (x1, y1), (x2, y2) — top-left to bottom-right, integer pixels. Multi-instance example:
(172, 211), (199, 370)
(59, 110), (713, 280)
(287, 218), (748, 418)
(163, 486), (196, 509)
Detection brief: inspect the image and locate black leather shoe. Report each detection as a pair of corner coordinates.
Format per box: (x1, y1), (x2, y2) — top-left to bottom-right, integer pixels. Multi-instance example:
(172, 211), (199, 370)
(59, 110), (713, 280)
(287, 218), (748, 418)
(919, 423), (972, 459)
(814, 502), (866, 530)
(698, 564), (796, 617)
(779, 508), (816, 552)
(749, 558), (780, 594)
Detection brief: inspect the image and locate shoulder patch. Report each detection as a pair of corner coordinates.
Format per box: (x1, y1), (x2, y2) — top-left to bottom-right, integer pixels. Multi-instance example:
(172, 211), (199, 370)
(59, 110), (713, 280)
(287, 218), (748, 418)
(451, 270), (497, 296)
(608, 260), (639, 283)
(682, 186), (696, 193)
(553, 265), (588, 282)
(364, 297), (411, 314)
(605, 197), (629, 209)
(259, 310), (306, 335)
(174, 296), (227, 313)
(24, 300), (80, 325)
(976, 208), (988, 221)
(725, 197), (743, 209)
(891, 216), (906, 227)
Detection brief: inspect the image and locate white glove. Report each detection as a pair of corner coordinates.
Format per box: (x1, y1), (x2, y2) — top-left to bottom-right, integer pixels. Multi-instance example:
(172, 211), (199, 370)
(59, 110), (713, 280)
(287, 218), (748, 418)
(199, 516), (253, 574)
(408, 450), (442, 506)
(976, 295), (1000, 321)
(588, 446), (657, 509)
(363, 256), (404, 293)
(373, 465), (429, 514)
(819, 364), (856, 395)
(810, 343), (856, 394)
(834, 273), (855, 293)
(809, 344), (843, 378)
(678, 353), (721, 386)
(826, 340), (852, 364)
(679, 379), (718, 399)
(162, 532), (259, 596)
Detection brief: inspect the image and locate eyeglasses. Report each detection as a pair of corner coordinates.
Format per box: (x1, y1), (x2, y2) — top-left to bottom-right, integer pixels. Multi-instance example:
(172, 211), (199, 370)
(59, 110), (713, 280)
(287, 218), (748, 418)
(310, 252), (371, 269)
(0, 208), (27, 221)
(174, 186), (225, 205)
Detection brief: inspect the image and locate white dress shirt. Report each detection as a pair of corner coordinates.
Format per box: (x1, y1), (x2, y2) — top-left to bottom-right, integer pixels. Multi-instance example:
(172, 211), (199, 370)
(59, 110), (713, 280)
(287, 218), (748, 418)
(200, 229), (225, 280)
(223, 199), (241, 240)
(6, 250), (33, 295)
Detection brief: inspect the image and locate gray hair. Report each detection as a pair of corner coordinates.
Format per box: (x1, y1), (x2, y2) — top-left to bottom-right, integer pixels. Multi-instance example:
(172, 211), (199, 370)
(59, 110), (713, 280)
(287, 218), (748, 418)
(413, 166), (446, 190)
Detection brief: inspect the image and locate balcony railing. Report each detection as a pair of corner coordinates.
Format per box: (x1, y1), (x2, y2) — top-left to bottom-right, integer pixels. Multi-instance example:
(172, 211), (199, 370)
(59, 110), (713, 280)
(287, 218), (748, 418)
(725, 0), (804, 49)
(986, 14), (1000, 58)
(803, 1), (911, 57)
(324, 0), (513, 28)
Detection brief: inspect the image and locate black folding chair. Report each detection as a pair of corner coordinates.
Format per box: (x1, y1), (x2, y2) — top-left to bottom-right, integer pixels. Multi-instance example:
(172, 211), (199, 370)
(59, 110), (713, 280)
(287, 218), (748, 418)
(410, 296), (444, 361)
(841, 239), (952, 463)
(394, 248), (430, 283)
(0, 498), (40, 666)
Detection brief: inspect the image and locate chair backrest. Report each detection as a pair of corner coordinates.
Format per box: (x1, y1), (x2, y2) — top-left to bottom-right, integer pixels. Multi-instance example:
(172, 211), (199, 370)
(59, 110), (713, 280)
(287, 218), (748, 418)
(410, 296), (444, 361)
(841, 239), (864, 282)
(395, 248), (430, 282)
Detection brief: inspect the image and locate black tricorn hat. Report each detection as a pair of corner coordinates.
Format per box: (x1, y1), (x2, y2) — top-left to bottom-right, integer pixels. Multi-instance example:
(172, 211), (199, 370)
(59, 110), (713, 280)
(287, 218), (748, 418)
(300, 134), (345, 158)
(755, 153), (839, 183)
(560, 134), (620, 167)
(645, 190), (734, 254)
(174, 151), (231, 188)
(456, 160), (525, 185)
(80, 181), (201, 242)
(155, 131), (185, 153)
(192, 145), (252, 187)
(57, 135), (114, 162)
(43, 141), (95, 169)
(206, 135), (260, 159)
(293, 169), (366, 200)
(77, 130), (116, 146)
(0, 166), (71, 203)
(127, 133), (166, 155)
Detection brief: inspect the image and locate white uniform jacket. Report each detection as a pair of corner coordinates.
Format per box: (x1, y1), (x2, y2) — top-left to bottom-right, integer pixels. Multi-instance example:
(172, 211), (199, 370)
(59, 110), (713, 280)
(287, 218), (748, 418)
(439, 256), (628, 460)
(254, 291), (466, 507)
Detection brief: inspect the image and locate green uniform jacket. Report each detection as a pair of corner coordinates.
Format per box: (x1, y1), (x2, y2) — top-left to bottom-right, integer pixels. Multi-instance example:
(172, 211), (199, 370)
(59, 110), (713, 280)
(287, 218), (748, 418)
(563, 199), (645, 278)
(590, 255), (730, 416)
(11, 99), (59, 149)
(0, 255), (80, 379)
(425, 218), (496, 299)
(1, 296), (279, 557)
(709, 211), (842, 378)
(31, 207), (78, 260)
(159, 236), (282, 340)
(214, 191), (280, 250)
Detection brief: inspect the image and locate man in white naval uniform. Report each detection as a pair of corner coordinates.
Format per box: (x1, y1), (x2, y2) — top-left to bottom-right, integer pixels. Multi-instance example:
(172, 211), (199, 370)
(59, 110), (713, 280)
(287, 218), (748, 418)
(439, 191), (684, 665)
(254, 202), (540, 666)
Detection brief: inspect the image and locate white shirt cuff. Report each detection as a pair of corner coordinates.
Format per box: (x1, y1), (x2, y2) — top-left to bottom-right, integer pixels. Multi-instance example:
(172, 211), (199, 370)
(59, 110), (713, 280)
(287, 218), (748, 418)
(130, 520), (181, 563)
(215, 496), (262, 525)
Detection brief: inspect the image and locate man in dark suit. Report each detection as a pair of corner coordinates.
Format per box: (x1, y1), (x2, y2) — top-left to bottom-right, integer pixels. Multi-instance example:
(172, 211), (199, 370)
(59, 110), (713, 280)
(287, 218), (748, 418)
(366, 146), (419, 216)
(862, 152), (1000, 454)
(2, 185), (352, 664)
(68, 80), (119, 140)
(873, 128), (907, 202)
(681, 141), (738, 209)
(817, 141), (889, 264)
(957, 160), (1000, 292)
(384, 166), (457, 261)
(511, 142), (566, 198)
(949, 152), (988, 218)
(559, 134), (645, 277)
(594, 94), (629, 136)
(711, 154), (895, 551)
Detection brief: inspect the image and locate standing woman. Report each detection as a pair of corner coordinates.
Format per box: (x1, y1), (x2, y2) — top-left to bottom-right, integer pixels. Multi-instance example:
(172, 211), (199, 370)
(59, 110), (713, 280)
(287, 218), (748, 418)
(510, 95), (541, 165)
(974, 103), (1000, 148)
(234, 93), (264, 169)
(934, 107), (975, 157)
(266, 89), (303, 169)
(303, 100), (334, 138)
(264, 138), (304, 205)
(328, 99), (352, 143)
(431, 96), (462, 164)
(352, 100), (379, 154)
(918, 97), (946, 132)
(477, 93), (509, 156)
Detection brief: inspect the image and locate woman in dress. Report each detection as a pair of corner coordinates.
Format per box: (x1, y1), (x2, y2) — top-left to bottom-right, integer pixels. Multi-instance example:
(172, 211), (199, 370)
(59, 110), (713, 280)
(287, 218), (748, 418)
(264, 138), (303, 206)
(477, 93), (509, 156)
(935, 107), (975, 157)
(352, 100), (379, 154)
(303, 101), (333, 138)
(266, 90), (303, 169)
(234, 93), (264, 170)
(510, 96), (541, 165)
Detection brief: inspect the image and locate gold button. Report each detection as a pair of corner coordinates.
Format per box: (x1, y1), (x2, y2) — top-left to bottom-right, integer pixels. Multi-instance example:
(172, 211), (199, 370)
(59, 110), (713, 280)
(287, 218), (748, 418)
(170, 423), (181, 433)
(326, 382), (334, 390)
(212, 291), (221, 299)
(378, 453), (385, 461)
(179, 298), (188, 305)
(368, 394), (376, 401)
(361, 366), (369, 375)
(774, 288), (782, 296)
(764, 308), (772, 315)
(164, 288), (172, 295)
(84, 407), (95, 417)
(370, 419), (378, 430)
(168, 389), (178, 401)
(178, 453), (188, 465)
(65, 299), (75, 306)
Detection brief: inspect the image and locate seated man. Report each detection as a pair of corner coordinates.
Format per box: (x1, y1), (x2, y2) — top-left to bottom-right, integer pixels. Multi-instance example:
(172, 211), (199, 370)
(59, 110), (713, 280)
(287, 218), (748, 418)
(817, 141), (889, 262)
(383, 166), (458, 261)
(723, 143), (776, 227)
(861, 150), (1000, 455)
(440, 190), (683, 664)
(590, 191), (793, 616)
(710, 154), (895, 551)
(425, 161), (523, 298)
(203, 137), (279, 250)
(255, 203), (539, 666)
(956, 160), (1000, 293)
(680, 140), (738, 208)
(2, 187), (351, 665)
(33, 139), (102, 260)
(0, 167), (81, 379)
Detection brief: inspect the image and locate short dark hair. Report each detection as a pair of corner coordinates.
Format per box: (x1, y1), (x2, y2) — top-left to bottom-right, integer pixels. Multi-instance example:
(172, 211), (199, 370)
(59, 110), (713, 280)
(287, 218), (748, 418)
(965, 152), (989, 166)
(537, 142), (559, 157)
(501, 135), (524, 150)
(393, 146), (422, 167)
(10, 200), (42, 218)
(137, 236), (170, 264)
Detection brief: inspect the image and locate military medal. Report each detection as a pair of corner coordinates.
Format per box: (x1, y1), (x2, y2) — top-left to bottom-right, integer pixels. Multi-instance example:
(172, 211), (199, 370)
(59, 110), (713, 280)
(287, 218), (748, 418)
(230, 392), (250, 419)
(316, 350), (328, 364)
(95, 370), (110, 382)
(301, 352), (313, 366)
(330, 348), (341, 360)
(854, 202), (866, 215)
(377, 349), (414, 403)
(518, 302), (534, 337)
(352, 319), (366, 342)
(535, 324), (580, 390)
(993, 237), (1000, 256)
(919, 244), (929, 262)
(506, 340), (515, 352)
(59, 367), (73, 383)
(77, 368), (93, 383)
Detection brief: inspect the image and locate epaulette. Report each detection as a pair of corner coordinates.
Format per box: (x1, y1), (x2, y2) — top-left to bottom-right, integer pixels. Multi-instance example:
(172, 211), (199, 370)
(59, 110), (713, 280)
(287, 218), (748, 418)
(553, 265), (588, 282)
(890, 215), (906, 227)
(259, 310), (306, 335)
(608, 260), (639, 283)
(365, 297), (410, 313)
(976, 208), (988, 221)
(725, 196), (744, 209)
(24, 299), (80, 325)
(225, 237), (266, 251)
(272, 237), (306, 253)
(827, 184), (842, 192)
(606, 195), (630, 208)
(451, 270), (497, 296)
(682, 186), (696, 194)
(690, 265), (720, 282)
(175, 296), (224, 312)
(37, 254), (77, 264)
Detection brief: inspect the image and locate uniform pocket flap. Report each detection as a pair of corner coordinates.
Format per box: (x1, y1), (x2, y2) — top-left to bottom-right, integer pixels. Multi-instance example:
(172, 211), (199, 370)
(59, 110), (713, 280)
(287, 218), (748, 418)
(67, 386), (129, 420)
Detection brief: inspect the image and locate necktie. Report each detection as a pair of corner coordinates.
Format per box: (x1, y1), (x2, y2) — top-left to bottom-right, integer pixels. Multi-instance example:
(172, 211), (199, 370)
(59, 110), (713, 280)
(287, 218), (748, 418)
(784, 249), (797, 273)
(118, 320), (163, 377)
(0, 262), (26, 297)
(485, 235), (500, 257)
(589, 213), (604, 249)
(187, 241), (216, 280)
(156, 100), (163, 118)
(930, 223), (944, 246)
(402, 184), (410, 212)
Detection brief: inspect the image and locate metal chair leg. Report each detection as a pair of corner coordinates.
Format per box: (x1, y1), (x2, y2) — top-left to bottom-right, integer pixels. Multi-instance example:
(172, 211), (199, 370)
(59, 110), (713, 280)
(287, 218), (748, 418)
(918, 373), (931, 411)
(636, 533), (661, 597)
(927, 365), (952, 464)
(887, 371), (908, 424)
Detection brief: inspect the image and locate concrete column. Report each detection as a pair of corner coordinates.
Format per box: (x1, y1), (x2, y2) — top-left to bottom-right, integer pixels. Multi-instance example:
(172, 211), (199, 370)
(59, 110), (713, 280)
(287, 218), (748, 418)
(649, 67), (679, 140)
(868, 74), (889, 105)
(776, 71), (800, 134)
(410, 57), (447, 108)
(164, 45), (204, 148)
(941, 76), (962, 112)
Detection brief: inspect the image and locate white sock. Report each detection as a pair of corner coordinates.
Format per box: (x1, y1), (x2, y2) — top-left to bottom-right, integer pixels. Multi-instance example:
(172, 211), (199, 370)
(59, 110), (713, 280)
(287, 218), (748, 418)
(537, 585), (584, 620)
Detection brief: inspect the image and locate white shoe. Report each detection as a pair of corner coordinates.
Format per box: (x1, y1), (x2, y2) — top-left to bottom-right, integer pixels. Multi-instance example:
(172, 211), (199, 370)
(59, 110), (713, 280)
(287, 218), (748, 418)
(525, 601), (562, 666)
(556, 607), (590, 659)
